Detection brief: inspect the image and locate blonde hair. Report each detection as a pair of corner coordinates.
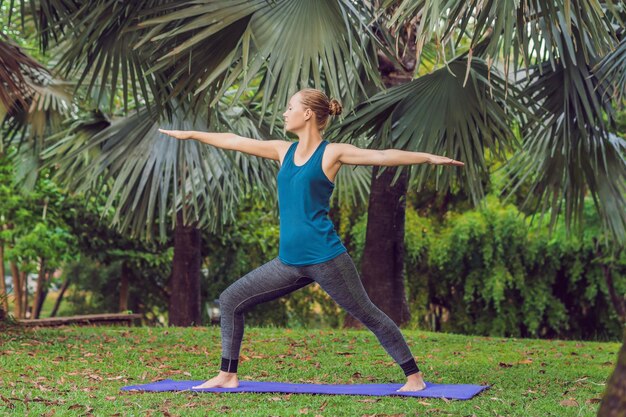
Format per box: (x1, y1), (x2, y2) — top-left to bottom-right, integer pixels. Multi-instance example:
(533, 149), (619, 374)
(296, 88), (343, 131)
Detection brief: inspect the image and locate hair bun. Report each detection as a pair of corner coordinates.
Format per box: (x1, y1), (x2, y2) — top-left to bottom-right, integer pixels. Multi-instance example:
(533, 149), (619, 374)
(328, 98), (343, 116)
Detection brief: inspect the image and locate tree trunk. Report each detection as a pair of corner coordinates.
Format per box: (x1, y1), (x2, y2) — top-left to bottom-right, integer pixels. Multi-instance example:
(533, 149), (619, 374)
(342, 47), (414, 329)
(32, 257), (46, 319)
(344, 165), (411, 328)
(598, 329), (626, 417)
(0, 245), (8, 314)
(34, 270), (51, 319)
(119, 261), (130, 312)
(50, 276), (70, 318)
(168, 210), (202, 327)
(10, 261), (22, 318)
(20, 268), (28, 318)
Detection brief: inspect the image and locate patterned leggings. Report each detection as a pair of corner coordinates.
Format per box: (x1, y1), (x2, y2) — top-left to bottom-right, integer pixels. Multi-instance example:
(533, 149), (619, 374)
(217, 251), (420, 377)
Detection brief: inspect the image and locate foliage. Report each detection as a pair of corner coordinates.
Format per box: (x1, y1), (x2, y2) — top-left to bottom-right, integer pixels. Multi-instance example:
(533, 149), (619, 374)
(0, 150), (77, 278)
(59, 252), (172, 326)
(351, 194), (625, 342)
(432, 195), (624, 341)
(0, 147), (177, 322)
(51, 192), (174, 324)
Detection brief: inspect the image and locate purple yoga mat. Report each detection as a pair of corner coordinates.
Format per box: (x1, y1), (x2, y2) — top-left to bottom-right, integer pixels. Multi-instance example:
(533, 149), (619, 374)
(121, 379), (490, 400)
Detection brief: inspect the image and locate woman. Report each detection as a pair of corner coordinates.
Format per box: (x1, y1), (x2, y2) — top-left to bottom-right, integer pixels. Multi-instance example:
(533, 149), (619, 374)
(159, 88), (463, 392)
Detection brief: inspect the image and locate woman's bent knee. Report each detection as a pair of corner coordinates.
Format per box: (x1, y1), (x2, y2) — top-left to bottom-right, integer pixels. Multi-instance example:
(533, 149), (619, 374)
(217, 291), (235, 312)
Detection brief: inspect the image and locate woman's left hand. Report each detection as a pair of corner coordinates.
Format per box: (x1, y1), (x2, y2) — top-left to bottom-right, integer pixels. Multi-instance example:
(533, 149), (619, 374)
(429, 156), (465, 166)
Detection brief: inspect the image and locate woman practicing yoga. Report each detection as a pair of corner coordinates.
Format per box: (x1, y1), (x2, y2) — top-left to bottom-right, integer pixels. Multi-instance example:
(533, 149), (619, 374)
(159, 88), (464, 392)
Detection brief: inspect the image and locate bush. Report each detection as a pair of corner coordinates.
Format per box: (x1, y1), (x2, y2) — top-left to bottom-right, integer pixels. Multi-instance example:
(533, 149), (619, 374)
(414, 196), (624, 341)
(350, 195), (625, 341)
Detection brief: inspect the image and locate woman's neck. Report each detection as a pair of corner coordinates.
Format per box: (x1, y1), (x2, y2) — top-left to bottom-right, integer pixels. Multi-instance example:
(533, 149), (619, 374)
(294, 125), (323, 150)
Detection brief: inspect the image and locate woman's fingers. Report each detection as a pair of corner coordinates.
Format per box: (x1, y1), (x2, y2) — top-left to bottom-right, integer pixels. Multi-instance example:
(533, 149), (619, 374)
(159, 128), (176, 137)
(431, 156), (464, 166)
(158, 128), (190, 140)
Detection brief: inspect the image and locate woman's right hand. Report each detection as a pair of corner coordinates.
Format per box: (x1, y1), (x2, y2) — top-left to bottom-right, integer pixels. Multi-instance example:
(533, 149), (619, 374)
(158, 128), (193, 140)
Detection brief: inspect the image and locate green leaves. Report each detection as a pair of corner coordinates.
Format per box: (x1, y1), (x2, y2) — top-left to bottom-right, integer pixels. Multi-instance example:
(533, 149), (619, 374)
(330, 56), (525, 206)
(43, 101), (281, 241)
(503, 37), (626, 244)
(384, 0), (623, 78)
(139, 0), (387, 128)
(48, 0), (169, 115)
(595, 37), (626, 104)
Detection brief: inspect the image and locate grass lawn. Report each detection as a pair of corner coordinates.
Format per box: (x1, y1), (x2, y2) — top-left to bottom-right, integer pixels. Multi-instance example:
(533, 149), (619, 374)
(0, 324), (620, 416)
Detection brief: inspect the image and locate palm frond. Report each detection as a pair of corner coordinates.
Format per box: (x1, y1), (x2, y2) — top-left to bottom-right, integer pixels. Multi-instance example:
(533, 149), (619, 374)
(1, 0), (81, 51)
(42, 98), (284, 241)
(380, 0), (462, 68)
(49, 0), (176, 116)
(329, 55), (527, 205)
(1, 50), (73, 184)
(383, 0), (623, 80)
(595, 36), (626, 104)
(0, 33), (50, 114)
(503, 30), (626, 244)
(139, 0), (389, 129)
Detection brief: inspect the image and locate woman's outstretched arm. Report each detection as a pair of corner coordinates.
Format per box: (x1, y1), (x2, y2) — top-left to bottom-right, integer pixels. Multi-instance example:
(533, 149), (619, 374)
(158, 129), (287, 162)
(336, 143), (464, 167)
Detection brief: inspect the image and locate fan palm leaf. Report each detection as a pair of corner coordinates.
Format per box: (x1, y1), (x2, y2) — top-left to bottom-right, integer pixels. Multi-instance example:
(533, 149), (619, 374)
(382, 0), (623, 78)
(137, 0), (392, 129)
(595, 36), (626, 103)
(329, 55), (529, 205)
(503, 34), (626, 243)
(42, 98), (297, 241)
(0, 32), (49, 116)
(0, 34), (73, 188)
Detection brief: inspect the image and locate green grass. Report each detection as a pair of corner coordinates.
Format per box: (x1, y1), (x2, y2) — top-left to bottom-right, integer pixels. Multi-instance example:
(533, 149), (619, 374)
(0, 325), (620, 416)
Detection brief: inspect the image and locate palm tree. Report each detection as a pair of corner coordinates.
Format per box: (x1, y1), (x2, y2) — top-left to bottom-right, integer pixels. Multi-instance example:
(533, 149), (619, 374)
(2, 1), (625, 412)
(330, 1), (625, 333)
(2, 0), (379, 326)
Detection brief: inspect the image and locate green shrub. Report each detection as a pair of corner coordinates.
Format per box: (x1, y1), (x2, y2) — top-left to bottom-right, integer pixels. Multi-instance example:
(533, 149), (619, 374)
(350, 195), (624, 341)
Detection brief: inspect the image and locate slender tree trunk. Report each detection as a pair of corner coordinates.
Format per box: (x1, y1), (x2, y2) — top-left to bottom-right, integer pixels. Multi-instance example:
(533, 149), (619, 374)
(168, 210), (202, 326)
(20, 268), (28, 318)
(119, 261), (130, 312)
(10, 261), (21, 318)
(598, 329), (626, 417)
(34, 270), (51, 319)
(0, 245), (8, 314)
(50, 276), (70, 318)
(32, 257), (46, 320)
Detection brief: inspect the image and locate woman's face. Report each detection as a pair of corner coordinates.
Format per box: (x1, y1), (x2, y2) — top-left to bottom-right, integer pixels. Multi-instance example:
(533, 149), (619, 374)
(282, 94), (312, 133)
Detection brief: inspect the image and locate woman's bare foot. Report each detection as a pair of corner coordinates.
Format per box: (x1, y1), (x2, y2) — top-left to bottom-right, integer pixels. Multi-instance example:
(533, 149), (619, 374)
(192, 371), (239, 389)
(396, 371), (427, 392)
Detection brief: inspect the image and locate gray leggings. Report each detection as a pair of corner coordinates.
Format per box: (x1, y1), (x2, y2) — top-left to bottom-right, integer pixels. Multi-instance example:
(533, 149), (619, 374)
(217, 251), (420, 377)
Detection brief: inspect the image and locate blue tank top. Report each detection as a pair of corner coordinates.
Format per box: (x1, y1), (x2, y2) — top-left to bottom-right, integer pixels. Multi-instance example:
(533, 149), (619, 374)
(277, 140), (347, 266)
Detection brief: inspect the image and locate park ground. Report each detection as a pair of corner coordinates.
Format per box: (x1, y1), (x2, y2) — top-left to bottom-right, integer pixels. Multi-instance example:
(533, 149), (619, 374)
(0, 323), (620, 417)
